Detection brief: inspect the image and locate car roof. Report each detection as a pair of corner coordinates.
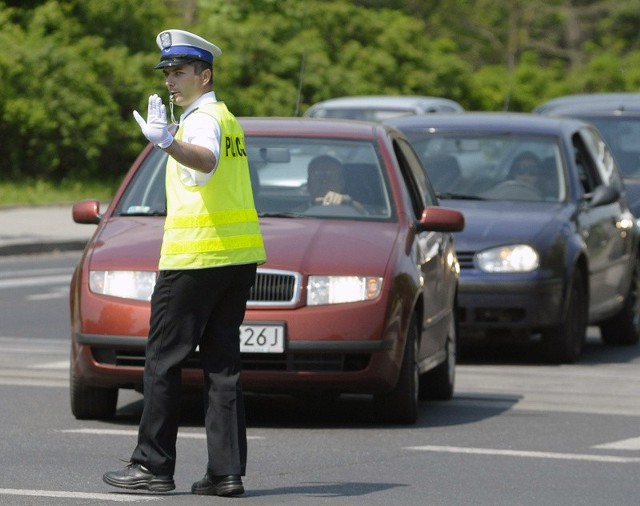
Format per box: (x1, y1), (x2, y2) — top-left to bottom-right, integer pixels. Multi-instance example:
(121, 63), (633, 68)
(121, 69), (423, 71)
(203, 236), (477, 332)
(304, 95), (464, 114)
(385, 111), (590, 135)
(238, 116), (388, 140)
(533, 93), (640, 114)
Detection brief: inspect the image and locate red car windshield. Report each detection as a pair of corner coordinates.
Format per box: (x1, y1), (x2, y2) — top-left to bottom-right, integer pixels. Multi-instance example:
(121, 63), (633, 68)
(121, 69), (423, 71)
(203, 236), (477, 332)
(115, 137), (392, 220)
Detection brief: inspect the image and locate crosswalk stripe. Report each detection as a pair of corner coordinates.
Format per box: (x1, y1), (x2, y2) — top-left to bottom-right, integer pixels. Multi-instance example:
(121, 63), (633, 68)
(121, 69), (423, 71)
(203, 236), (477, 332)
(405, 445), (640, 463)
(0, 274), (70, 289)
(60, 428), (264, 440)
(0, 488), (156, 502)
(29, 360), (69, 370)
(593, 436), (640, 451)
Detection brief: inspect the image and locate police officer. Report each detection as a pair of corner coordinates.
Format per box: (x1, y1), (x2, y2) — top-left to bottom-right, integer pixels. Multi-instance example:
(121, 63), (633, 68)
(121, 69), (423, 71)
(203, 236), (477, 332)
(103, 29), (266, 497)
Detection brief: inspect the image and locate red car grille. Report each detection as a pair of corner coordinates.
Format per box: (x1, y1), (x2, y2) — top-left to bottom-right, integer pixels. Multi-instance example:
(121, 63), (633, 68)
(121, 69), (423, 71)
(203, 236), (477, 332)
(248, 269), (301, 306)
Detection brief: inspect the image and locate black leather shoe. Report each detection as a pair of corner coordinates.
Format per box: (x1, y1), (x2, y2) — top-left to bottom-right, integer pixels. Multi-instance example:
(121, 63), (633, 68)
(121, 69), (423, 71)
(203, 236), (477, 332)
(191, 473), (244, 496)
(103, 462), (175, 492)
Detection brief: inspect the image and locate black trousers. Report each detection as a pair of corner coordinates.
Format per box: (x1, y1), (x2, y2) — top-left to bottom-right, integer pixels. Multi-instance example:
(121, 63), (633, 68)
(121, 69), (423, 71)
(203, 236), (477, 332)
(130, 263), (257, 477)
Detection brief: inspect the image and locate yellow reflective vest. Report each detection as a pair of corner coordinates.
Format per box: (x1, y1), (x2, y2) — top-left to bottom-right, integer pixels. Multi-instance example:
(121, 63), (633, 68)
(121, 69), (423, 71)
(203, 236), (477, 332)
(159, 102), (266, 270)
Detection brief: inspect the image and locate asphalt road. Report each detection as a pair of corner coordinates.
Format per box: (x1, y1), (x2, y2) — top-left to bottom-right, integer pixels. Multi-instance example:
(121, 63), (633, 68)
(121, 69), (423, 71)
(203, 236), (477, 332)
(1, 251), (640, 505)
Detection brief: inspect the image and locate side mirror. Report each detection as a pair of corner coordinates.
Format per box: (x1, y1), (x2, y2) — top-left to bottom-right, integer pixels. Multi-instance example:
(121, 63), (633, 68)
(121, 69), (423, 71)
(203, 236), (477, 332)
(589, 185), (619, 208)
(72, 199), (101, 225)
(417, 206), (465, 233)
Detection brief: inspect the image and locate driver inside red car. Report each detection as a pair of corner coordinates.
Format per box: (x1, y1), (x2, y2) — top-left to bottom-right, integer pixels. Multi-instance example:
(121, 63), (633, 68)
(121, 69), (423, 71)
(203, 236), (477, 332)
(306, 155), (364, 211)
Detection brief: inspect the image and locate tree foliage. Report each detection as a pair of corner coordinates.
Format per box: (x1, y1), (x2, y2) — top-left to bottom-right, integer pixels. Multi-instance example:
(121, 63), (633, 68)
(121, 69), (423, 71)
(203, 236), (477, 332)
(1, 0), (640, 182)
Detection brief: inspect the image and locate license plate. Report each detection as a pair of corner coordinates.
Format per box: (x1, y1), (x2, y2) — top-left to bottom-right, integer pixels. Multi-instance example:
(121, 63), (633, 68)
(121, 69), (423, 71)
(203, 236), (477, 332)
(240, 323), (285, 353)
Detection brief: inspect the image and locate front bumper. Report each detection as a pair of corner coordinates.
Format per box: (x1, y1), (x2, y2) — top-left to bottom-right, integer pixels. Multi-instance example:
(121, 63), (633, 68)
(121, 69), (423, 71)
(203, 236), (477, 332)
(72, 332), (398, 394)
(457, 275), (565, 335)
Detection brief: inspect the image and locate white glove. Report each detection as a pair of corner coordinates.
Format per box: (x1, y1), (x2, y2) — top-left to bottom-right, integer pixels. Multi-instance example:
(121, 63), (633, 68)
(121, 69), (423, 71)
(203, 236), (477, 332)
(133, 94), (174, 149)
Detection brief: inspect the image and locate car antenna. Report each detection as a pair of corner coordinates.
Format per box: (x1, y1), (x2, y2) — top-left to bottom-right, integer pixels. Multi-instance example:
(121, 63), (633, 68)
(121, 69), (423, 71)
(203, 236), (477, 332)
(294, 50), (306, 117)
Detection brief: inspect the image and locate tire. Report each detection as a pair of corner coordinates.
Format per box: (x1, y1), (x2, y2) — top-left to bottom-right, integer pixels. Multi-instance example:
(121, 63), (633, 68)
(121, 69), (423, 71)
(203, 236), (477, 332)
(374, 315), (419, 424)
(541, 269), (588, 364)
(420, 314), (456, 401)
(599, 256), (640, 346)
(70, 364), (118, 420)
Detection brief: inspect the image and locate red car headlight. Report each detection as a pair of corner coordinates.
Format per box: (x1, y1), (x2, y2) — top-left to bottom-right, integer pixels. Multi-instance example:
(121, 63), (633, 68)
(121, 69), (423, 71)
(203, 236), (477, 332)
(307, 276), (383, 306)
(89, 270), (157, 301)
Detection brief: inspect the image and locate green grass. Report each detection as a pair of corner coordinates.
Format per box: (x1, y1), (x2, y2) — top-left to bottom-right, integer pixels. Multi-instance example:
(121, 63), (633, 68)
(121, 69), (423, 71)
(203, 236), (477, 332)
(0, 179), (118, 207)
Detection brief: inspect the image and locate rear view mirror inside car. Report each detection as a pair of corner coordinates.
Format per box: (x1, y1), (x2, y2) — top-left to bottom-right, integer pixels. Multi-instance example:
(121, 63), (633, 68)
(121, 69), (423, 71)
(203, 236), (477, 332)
(249, 147), (291, 163)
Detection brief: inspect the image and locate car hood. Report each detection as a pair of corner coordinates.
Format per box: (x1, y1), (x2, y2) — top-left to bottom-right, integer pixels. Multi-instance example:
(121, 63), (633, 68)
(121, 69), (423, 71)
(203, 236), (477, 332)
(441, 199), (568, 251)
(260, 218), (400, 275)
(87, 217), (164, 271)
(88, 216), (401, 276)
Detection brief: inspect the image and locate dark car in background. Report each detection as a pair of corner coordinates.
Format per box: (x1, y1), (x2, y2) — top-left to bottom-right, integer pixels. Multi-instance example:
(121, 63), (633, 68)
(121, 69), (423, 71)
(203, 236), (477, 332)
(69, 117), (464, 425)
(304, 95), (464, 122)
(534, 93), (640, 217)
(387, 112), (640, 363)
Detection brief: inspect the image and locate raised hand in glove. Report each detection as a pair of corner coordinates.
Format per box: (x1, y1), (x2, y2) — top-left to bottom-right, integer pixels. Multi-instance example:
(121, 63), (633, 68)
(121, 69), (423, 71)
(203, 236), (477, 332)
(133, 94), (174, 149)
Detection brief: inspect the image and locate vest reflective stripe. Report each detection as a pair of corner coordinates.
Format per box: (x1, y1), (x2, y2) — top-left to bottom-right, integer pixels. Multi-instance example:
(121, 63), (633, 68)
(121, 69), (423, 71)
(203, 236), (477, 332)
(161, 234), (265, 255)
(164, 209), (259, 229)
(159, 102), (266, 270)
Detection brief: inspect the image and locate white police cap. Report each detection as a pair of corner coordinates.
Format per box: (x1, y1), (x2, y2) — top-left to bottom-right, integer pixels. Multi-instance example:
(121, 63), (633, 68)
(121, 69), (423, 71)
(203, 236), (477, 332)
(154, 29), (222, 69)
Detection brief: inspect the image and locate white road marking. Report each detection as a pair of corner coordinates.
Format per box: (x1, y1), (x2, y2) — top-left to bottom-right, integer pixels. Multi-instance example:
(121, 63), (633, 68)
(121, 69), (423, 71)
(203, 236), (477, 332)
(0, 267), (73, 278)
(0, 378), (67, 387)
(0, 488), (157, 502)
(0, 347), (66, 355)
(29, 360), (69, 370)
(0, 336), (68, 350)
(405, 445), (640, 463)
(0, 274), (71, 289)
(61, 428), (264, 440)
(593, 436), (640, 451)
(26, 291), (68, 301)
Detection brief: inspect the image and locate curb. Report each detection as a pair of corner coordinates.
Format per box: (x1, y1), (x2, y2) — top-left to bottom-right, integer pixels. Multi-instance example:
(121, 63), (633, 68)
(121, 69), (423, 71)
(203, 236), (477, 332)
(0, 240), (88, 257)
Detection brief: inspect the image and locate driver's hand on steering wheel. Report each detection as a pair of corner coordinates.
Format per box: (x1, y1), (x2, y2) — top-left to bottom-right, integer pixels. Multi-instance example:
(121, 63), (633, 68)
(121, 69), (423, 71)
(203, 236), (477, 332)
(315, 191), (351, 206)
(314, 191), (367, 214)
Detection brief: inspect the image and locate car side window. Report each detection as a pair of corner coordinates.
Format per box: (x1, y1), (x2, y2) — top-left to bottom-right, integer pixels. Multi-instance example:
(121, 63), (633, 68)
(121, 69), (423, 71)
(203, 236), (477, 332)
(572, 132), (600, 195)
(115, 148), (168, 216)
(393, 138), (429, 219)
(579, 127), (623, 191)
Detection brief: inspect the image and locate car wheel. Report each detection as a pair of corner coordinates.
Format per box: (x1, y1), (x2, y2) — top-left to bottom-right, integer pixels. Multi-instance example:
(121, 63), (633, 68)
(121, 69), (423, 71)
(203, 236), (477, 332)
(541, 269), (587, 363)
(374, 314), (419, 424)
(70, 364), (118, 420)
(419, 314), (456, 401)
(599, 255), (640, 345)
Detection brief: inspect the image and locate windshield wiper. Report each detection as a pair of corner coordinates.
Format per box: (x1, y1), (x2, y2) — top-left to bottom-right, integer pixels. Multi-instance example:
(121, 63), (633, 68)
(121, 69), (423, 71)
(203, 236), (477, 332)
(119, 210), (166, 217)
(258, 211), (302, 218)
(437, 192), (486, 201)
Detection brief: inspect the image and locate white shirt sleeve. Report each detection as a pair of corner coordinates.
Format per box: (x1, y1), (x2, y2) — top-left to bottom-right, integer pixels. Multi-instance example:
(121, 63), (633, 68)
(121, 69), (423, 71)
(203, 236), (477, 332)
(178, 111), (221, 187)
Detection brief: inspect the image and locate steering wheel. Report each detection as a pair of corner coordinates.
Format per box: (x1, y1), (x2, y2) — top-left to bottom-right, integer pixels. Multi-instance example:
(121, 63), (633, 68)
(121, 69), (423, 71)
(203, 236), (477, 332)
(483, 180), (543, 201)
(302, 203), (367, 217)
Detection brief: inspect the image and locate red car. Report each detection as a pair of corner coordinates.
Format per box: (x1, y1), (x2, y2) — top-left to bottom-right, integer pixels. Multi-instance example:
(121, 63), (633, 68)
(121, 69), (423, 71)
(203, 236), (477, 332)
(69, 117), (464, 424)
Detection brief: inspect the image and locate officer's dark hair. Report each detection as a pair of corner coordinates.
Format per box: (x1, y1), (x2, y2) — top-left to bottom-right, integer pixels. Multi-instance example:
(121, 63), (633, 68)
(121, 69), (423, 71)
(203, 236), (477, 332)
(191, 60), (213, 87)
(192, 60), (212, 75)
